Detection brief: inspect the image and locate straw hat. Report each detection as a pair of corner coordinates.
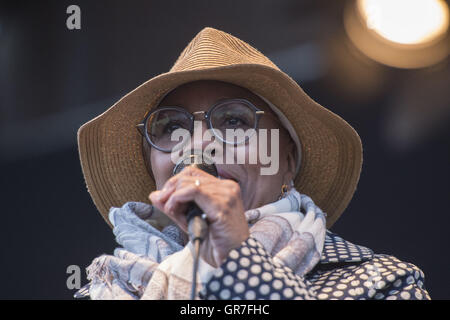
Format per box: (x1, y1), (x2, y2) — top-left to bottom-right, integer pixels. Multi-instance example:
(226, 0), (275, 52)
(77, 27), (362, 229)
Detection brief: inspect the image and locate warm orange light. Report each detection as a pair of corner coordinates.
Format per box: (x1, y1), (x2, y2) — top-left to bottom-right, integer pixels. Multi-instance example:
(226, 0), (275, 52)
(358, 0), (449, 45)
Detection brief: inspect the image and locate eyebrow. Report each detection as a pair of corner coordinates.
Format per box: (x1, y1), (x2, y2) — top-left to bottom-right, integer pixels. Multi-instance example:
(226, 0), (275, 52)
(151, 97), (284, 126)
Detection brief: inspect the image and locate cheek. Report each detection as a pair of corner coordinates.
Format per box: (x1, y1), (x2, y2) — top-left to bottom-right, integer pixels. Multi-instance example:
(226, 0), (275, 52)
(150, 150), (174, 189)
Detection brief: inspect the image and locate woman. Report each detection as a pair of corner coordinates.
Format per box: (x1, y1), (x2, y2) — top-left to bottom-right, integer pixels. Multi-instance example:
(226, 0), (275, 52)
(76, 27), (430, 300)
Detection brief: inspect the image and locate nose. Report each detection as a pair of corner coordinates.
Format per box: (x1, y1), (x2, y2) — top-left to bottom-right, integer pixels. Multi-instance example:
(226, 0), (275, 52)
(190, 118), (215, 154)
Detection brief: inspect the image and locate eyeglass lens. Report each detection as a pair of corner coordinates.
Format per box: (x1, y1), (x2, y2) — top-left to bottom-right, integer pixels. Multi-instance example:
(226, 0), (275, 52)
(146, 100), (257, 151)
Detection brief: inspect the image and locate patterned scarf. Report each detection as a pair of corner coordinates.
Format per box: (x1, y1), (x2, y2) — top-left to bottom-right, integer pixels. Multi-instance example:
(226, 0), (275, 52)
(76, 188), (326, 299)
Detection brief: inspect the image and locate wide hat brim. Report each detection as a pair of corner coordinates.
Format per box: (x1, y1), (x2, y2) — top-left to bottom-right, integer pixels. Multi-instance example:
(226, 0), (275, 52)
(78, 30), (362, 230)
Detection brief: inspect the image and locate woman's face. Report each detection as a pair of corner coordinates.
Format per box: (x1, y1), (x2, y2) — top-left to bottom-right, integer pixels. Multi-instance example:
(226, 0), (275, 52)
(143, 80), (297, 210)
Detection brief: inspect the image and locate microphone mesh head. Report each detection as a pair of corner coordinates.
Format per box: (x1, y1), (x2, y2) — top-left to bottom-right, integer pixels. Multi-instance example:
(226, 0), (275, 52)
(173, 152), (218, 177)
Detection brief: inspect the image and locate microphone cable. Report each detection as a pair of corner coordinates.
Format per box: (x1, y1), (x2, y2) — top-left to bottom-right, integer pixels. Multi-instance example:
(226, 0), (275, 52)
(172, 152), (217, 300)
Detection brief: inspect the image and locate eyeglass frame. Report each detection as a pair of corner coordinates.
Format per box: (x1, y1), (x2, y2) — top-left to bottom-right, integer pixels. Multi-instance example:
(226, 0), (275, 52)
(136, 98), (265, 153)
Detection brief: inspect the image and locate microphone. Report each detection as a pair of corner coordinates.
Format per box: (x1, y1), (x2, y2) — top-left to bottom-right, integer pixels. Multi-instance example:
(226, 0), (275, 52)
(172, 152), (218, 300)
(172, 152), (218, 242)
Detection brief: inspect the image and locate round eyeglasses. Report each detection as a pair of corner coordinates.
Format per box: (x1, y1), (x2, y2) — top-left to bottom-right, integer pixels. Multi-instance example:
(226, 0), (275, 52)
(136, 98), (265, 152)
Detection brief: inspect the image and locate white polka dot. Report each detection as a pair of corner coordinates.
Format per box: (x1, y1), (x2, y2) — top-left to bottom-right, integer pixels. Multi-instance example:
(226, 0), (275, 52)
(393, 279), (402, 287)
(286, 279), (296, 287)
(404, 285), (414, 292)
(325, 281), (336, 286)
(262, 272), (272, 282)
(249, 276), (260, 287)
(226, 261), (237, 272)
(239, 257), (250, 268)
(283, 288), (294, 299)
(376, 281), (386, 289)
(248, 238), (257, 247)
(229, 250), (239, 259)
(396, 269), (406, 276)
(220, 289), (231, 299)
(386, 274), (395, 282)
(237, 269), (248, 280)
(245, 290), (256, 299)
(322, 287), (332, 293)
(273, 279), (283, 290)
(360, 274), (369, 280)
(398, 263), (407, 269)
(363, 281), (373, 288)
(223, 275), (234, 286)
(368, 288), (376, 298)
(400, 291), (411, 299)
(318, 293), (328, 300)
(406, 276), (415, 285)
(343, 272), (352, 278)
(250, 265), (261, 275)
(234, 283), (245, 294)
(372, 276), (382, 282)
(295, 287), (306, 295)
(270, 292), (281, 300)
(274, 271), (284, 279)
(252, 255), (262, 263)
(389, 289), (399, 295)
(241, 247), (251, 256)
(344, 297), (354, 300)
(333, 290), (344, 298)
(350, 280), (360, 286)
(214, 268), (223, 278)
(337, 284), (347, 290)
(259, 284), (270, 295)
(262, 262), (271, 271)
(386, 295), (397, 300)
(375, 293), (384, 300)
(415, 291), (423, 300)
(355, 287), (364, 295)
(209, 280), (220, 292)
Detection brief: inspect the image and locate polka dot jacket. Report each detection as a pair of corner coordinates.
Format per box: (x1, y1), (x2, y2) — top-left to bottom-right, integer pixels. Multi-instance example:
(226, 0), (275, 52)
(200, 231), (431, 300)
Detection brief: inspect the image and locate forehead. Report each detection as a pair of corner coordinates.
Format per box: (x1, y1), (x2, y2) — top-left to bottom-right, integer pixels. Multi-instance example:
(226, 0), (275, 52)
(157, 80), (272, 114)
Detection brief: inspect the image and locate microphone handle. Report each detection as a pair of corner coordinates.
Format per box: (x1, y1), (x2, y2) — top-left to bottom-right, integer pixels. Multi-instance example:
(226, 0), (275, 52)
(186, 202), (203, 222)
(186, 203), (208, 242)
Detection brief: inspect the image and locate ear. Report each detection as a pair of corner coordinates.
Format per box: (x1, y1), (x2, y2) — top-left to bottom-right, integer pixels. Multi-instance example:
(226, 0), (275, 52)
(282, 139), (297, 185)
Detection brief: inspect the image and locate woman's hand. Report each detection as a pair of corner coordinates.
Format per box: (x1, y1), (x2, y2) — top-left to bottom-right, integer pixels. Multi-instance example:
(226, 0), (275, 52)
(149, 166), (249, 267)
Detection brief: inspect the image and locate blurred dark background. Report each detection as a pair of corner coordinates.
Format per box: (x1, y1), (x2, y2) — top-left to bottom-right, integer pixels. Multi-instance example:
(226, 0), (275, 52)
(0, 0), (449, 299)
